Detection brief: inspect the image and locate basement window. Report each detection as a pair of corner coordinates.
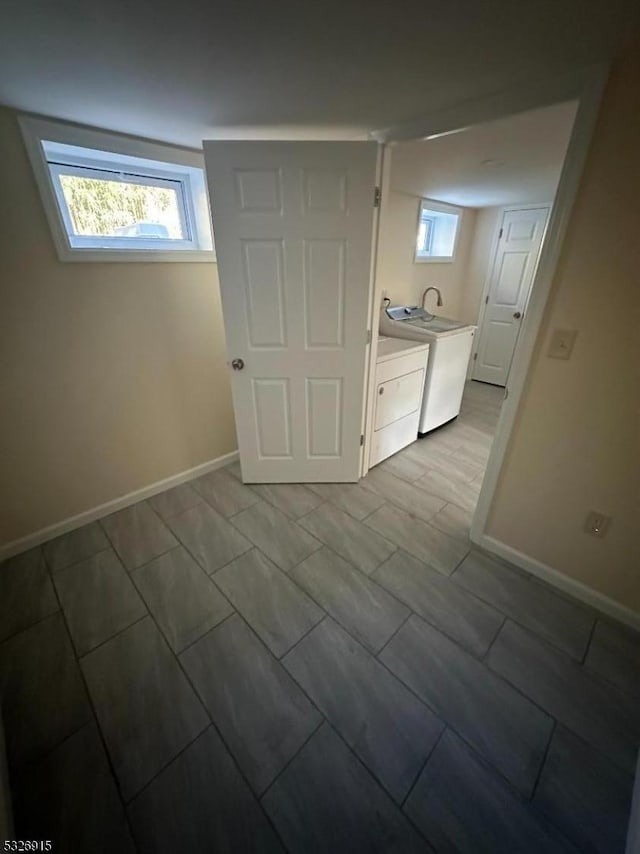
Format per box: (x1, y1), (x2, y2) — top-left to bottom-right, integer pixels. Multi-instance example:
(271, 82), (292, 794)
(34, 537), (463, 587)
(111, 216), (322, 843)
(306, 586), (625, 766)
(415, 199), (461, 262)
(19, 116), (214, 262)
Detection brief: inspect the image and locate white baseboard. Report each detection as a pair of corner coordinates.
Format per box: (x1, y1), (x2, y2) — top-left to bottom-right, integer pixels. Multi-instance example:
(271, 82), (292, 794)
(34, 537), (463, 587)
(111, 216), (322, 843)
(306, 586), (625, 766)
(475, 533), (640, 631)
(0, 449), (239, 563)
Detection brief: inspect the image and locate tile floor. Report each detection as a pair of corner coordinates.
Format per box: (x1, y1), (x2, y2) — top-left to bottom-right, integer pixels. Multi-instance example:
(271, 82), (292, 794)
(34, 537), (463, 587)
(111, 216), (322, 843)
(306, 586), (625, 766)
(1, 381), (638, 853)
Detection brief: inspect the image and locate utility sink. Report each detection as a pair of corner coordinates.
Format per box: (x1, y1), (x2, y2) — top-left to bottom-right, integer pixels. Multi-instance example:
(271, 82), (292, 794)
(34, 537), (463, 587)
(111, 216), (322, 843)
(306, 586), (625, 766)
(379, 305), (475, 341)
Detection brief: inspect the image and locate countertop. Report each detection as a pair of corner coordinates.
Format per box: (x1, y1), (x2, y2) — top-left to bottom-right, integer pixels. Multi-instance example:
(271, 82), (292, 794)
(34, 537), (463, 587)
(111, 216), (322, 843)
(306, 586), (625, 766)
(376, 335), (430, 364)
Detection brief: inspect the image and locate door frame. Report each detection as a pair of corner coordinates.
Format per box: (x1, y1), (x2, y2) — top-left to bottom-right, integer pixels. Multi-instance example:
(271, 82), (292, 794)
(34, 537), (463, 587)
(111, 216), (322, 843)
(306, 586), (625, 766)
(361, 145), (393, 476)
(471, 202), (552, 386)
(364, 65), (609, 558)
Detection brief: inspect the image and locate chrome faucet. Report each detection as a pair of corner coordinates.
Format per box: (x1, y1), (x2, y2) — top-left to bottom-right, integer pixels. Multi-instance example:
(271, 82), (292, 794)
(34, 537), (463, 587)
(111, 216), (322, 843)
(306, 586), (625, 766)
(422, 286), (443, 318)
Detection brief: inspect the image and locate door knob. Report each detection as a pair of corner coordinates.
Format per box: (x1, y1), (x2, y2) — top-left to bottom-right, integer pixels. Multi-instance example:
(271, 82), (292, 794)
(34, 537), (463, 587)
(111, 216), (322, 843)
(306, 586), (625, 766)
(513, 312), (522, 319)
(231, 358), (245, 371)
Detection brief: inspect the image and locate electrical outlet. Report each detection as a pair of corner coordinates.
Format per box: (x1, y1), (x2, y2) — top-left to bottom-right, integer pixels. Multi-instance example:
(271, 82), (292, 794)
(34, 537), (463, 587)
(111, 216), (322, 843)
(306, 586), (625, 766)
(584, 511), (611, 538)
(547, 328), (578, 360)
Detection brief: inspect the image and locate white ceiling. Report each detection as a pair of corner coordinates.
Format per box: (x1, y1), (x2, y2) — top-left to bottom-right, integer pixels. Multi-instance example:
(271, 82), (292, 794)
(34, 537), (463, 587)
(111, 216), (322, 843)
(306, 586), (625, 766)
(390, 101), (578, 208)
(0, 0), (638, 148)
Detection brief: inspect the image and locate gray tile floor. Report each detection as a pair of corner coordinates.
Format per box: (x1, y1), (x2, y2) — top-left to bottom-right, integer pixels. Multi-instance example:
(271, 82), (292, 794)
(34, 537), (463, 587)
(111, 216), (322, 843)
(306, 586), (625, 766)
(1, 381), (638, 853)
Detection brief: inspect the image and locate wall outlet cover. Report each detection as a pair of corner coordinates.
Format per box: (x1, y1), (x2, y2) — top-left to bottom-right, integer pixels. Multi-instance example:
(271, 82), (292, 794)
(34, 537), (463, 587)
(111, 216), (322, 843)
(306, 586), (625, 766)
(547, 328), (578, 360)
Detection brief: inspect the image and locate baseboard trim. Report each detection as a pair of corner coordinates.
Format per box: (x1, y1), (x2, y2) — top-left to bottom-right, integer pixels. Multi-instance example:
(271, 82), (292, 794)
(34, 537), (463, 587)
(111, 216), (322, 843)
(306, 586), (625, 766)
(474, 533), (640, 631)
(0, 450), (240, 563)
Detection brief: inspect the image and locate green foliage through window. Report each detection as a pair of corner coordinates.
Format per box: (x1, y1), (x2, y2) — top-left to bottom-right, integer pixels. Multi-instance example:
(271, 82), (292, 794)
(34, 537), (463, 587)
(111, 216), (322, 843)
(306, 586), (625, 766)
(58, 174), (184, 238)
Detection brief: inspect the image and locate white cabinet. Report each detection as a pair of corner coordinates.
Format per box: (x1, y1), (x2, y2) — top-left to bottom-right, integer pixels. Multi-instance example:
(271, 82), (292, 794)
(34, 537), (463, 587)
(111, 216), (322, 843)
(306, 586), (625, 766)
(369, 338), (430, 467)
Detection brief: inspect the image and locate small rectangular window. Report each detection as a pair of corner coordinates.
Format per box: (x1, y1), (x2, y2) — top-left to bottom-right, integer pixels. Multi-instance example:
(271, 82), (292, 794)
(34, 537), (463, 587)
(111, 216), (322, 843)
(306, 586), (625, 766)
(415, 199), (461, 262)
(20, 116), (215, 262)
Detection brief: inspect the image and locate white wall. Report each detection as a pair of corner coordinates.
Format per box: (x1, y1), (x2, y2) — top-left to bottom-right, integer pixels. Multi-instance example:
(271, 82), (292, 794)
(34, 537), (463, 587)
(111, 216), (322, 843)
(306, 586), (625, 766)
(376, 189), (476, 316)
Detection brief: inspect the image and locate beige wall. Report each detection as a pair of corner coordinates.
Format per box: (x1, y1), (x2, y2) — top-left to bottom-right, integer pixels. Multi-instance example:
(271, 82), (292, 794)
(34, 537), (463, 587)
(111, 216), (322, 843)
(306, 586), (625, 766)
(458, 206), (501, 325)
(376, 190), (476, 316)
(488, 45), (640, 614)
(0, 107), (237, 548)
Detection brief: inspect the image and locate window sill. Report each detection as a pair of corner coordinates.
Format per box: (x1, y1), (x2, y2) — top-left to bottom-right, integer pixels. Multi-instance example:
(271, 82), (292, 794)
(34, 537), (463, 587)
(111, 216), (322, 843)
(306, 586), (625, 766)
(54, 248), (216, 264)
(414, 256), (455, 264)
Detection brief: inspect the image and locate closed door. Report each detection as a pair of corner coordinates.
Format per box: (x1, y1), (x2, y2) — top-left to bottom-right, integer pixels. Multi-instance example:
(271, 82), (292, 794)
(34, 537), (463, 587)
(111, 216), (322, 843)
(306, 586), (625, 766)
(473, 206), (550, 386)
(204, 141), (380, 482)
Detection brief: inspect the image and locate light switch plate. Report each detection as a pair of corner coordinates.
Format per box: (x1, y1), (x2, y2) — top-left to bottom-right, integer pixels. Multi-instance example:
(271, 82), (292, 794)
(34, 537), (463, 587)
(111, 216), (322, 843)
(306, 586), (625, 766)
(547, 328), (578, 360)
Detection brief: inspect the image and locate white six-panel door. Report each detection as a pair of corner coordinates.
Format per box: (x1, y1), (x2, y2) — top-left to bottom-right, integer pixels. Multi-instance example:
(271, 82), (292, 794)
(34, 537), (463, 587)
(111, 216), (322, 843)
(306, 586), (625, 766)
(204, 142), (379, 482)
(473, 206), (550, 386)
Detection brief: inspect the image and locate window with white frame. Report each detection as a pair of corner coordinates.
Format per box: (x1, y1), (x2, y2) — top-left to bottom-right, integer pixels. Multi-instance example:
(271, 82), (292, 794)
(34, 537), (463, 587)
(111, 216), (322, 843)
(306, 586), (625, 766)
(415, 199), (461, 262)
(19, 116), (214, 262)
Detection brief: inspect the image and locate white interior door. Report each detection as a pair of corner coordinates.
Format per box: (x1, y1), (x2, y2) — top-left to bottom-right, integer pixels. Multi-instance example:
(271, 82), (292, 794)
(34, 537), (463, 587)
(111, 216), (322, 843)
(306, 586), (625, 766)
(204, 141), (380, 483)
(473, 206), (550, 386)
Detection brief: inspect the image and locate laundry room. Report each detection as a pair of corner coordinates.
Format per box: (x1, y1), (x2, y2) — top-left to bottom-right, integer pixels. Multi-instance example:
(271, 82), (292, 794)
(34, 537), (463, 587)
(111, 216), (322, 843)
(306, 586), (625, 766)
(375, 101), (578, 328)
(367, 100), (579, 514)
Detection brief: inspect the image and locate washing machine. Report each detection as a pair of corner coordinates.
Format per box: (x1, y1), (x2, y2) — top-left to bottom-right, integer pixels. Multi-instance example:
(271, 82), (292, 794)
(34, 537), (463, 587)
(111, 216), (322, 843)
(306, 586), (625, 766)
(379, 304), (476, 434)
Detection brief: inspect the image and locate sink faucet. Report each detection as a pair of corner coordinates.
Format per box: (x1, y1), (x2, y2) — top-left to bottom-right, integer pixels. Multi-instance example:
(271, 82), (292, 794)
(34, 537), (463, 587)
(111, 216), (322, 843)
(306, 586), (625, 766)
(422, 287), (443, 318)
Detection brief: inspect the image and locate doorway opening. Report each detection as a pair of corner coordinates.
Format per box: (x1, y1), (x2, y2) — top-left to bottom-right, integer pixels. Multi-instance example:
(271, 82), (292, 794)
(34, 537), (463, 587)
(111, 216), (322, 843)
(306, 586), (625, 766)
(368, 98), (579, 541)
(204, 66), (604, 558)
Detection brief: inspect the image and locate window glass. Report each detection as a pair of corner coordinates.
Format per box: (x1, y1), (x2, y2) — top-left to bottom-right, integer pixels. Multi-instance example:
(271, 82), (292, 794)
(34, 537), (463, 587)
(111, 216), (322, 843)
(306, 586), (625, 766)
(416, 201), (460, 261)
(19, 116), (215, 261)
(56, 172), (186, 240)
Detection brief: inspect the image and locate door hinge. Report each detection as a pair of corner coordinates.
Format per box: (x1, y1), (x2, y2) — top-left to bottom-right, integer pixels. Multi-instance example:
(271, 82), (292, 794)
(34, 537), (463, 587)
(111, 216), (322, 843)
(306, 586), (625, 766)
(485, 295), (489, 304)
(366, 329), (372, 345)
(374, 186), (381, 208)
(473, 352), (478, 361)
(499, 227), (503, 238)
(360, 434), (365, 446)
